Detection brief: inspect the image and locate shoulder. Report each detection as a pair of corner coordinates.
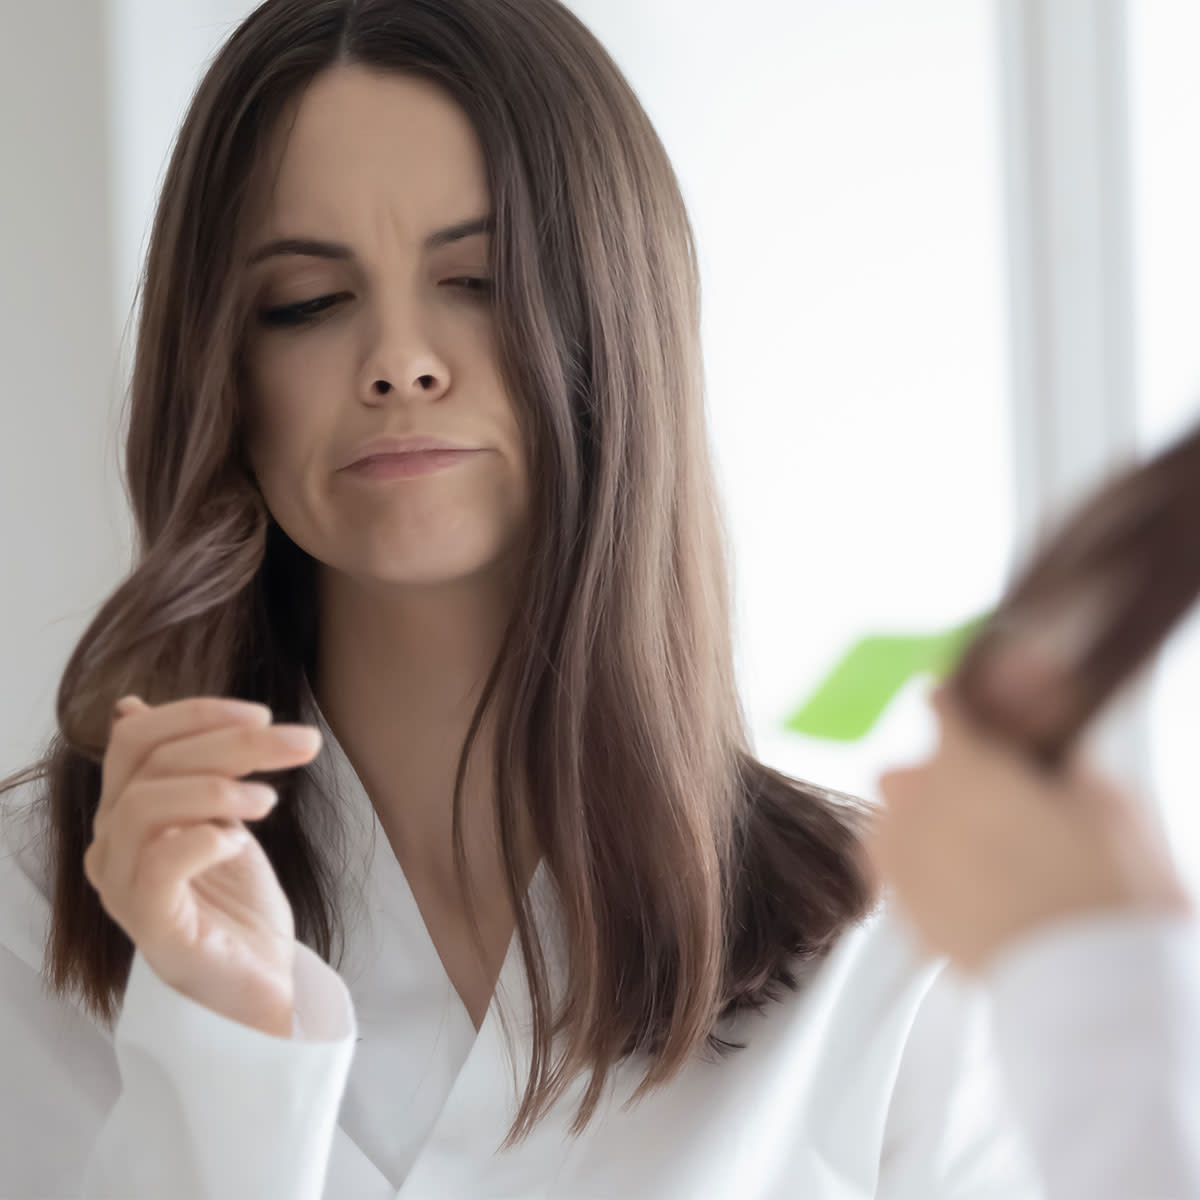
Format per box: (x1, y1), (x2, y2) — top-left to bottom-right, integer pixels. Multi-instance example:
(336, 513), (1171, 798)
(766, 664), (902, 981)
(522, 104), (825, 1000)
(754, 899), (1011, 1110)
(577, 902), (1040, 1197)
(732, 900), (1038, 1157)
(720, 900), (950, 1071)
(802, 902), (1043, 1194)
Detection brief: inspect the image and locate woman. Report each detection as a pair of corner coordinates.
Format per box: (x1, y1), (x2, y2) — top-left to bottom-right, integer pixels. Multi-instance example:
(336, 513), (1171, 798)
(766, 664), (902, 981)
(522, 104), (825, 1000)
(0, 1), (1044, 1197)
(870, 683), (1200, 1200)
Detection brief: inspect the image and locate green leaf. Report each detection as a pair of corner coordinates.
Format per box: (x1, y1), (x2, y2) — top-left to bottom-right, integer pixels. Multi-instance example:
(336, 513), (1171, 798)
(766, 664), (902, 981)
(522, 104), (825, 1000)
(783, 612), (990, 741)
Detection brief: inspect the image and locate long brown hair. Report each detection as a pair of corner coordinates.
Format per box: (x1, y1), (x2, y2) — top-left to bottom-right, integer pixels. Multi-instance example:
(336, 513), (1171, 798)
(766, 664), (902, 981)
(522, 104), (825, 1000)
(951, 415), (1200, 769)
(2, 0), (875, 1137)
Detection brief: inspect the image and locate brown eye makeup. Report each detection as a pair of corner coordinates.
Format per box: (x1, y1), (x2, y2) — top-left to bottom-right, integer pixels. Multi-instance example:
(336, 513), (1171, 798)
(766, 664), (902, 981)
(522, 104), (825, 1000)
(256, 277), (493, 328)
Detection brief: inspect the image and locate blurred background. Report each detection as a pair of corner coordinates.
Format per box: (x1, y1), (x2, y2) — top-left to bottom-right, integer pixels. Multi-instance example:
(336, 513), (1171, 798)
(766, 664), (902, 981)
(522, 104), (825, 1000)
(1, 0), (1197, 890)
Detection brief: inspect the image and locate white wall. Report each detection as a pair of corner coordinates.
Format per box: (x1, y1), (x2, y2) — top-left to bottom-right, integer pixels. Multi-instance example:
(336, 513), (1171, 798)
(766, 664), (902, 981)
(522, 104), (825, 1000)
(108, 0), (265, 339)
(1130, 0), (1200, 890)
(0, 0), (129, 773)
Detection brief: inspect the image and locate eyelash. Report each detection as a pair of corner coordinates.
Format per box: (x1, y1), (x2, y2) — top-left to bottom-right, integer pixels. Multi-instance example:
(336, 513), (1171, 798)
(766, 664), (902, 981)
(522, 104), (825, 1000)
(258, 279), (494, 327)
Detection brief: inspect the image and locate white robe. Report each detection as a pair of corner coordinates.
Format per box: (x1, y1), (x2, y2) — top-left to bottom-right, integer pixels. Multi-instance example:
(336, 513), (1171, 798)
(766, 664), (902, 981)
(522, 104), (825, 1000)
(984, 908), (1200, 1199)
(0, 692), (1055, 1199)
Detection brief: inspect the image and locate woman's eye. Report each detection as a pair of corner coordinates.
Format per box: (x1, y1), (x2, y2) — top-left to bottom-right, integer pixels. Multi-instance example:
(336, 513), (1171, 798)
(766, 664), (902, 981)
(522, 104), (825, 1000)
(258, 293), (348, 327)
(446, 277), (494, 297)
(256, 281), (491, 328)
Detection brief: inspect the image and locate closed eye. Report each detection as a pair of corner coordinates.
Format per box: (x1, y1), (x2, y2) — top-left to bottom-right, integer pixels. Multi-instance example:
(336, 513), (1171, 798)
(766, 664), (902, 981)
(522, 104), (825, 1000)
(445, 277), (494, 297)
(257, 279), (493, 328)
(258, 293), (349, 327)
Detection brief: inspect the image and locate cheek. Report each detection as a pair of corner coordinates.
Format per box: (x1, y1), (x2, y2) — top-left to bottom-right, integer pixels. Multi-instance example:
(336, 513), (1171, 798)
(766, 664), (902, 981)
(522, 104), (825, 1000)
(491, 399), (531, 521)
(484, 370), (528, 478)
(244, 339), (340, 480)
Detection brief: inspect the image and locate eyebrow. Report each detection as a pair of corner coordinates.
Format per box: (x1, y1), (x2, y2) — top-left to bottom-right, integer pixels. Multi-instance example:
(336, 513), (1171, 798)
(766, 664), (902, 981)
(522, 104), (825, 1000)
(246, 214), (494, 266)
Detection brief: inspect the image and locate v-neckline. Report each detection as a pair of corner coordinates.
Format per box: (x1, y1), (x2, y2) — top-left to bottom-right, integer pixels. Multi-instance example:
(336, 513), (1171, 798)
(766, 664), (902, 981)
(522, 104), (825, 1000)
(298, 679), (546, 1033)
(374, 817), (517, 1035)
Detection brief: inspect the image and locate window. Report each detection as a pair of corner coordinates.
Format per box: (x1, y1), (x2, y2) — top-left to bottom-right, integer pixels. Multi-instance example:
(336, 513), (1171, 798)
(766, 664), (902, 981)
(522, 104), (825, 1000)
(1129, 0), (1200, 890)
(572, 0), (1014, 797)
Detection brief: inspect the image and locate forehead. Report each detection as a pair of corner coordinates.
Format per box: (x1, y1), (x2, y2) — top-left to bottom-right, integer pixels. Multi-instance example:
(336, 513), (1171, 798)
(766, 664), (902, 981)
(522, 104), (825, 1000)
(254, 64), (490, 236)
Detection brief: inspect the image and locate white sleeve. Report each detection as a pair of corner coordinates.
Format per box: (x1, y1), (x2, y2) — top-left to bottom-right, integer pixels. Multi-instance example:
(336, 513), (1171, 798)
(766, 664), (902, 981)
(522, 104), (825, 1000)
(983, 911), (1200, 1200)
(877, 956), (1047, 1198)
(78, 942), (358, 1200)
(1, 780), (359, 1200)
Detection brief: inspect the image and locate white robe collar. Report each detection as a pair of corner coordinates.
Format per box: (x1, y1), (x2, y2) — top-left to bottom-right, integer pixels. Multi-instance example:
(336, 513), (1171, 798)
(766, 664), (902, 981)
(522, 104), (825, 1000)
(297, 680), (577, 1194)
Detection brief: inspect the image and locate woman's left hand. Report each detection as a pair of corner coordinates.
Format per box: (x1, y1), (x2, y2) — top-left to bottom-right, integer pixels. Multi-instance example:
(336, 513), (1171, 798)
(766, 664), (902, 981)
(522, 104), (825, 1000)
(863, 685), (1193, 975)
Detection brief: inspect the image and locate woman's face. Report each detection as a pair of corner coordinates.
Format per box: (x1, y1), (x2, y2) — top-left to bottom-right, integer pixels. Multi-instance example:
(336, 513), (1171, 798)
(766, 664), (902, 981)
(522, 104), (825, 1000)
(240, 65), (529, 589)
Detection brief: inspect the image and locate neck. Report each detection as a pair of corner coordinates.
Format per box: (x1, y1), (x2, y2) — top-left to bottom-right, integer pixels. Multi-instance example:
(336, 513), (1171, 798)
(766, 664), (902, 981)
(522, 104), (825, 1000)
(311, 563), (536, 905)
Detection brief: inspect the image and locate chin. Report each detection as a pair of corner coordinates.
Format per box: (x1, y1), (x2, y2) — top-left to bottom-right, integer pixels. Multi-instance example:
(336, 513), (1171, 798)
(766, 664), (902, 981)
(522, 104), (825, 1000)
(348, 534), (521, 589)
(367, 558), (503, 588)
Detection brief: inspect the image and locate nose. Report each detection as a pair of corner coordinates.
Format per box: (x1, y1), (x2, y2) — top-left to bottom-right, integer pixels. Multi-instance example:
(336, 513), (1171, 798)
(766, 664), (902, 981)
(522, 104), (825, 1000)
(367, 374), (440, 400)
(358, 290), (451, 407)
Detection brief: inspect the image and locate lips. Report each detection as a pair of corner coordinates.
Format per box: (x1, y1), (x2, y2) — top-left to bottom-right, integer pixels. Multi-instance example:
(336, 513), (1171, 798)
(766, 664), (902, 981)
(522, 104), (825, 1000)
(343, 448), (480, 481)
(338, 435), (480, 471)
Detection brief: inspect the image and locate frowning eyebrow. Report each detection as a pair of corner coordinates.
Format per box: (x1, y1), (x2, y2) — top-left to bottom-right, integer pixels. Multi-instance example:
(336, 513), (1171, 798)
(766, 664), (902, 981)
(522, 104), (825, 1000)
(246, 214), (494, 266)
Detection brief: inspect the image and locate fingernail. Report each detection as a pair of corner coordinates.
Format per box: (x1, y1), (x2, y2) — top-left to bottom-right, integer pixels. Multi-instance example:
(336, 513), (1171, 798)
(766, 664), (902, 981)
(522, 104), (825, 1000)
(113, 695), (142, 720)
(275, 725), (322, 752)
(229, 701), (273, 725)
(246, 783), (279, 807)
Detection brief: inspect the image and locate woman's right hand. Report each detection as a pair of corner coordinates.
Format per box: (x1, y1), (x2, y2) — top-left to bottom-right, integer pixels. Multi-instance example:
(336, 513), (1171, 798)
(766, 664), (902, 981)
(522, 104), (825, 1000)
(868, 685), (1192, 975)
(83, 695), (323, 1038)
